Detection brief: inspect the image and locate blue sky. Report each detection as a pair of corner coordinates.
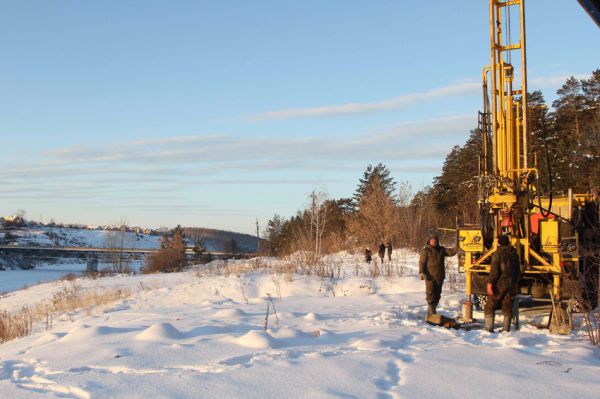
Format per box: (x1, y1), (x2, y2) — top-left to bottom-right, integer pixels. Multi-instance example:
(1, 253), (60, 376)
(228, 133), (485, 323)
(0, 0), (598, 234)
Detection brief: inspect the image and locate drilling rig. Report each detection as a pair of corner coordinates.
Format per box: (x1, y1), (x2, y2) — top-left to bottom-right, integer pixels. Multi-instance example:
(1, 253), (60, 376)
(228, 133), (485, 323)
(458, 0), (600, 334)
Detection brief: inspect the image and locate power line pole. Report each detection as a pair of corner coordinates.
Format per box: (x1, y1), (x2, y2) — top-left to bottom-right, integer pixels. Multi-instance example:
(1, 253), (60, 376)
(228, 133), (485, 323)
(255, 218), (261, 255)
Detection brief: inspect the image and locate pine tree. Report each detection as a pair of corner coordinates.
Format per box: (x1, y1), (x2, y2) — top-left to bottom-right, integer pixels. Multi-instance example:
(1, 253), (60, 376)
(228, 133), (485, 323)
(264, 214), (285, 256)
(172, 224), (185, 240)
(430, 128), (483, 226)
(192, 238), (205, 258)
(319, 198), (351, 252)
(353, 163), (397, 210)
(581, 70), (600, 191)
(348, 175), (399, 247)
(551, 73), (599, 192)
(146, 229), (187, 273)
(527, 91), (554, 192)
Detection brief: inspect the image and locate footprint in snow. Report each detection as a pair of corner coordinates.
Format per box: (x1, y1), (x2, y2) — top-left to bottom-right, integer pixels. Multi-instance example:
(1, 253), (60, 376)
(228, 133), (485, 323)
(375, 359), (404, 399)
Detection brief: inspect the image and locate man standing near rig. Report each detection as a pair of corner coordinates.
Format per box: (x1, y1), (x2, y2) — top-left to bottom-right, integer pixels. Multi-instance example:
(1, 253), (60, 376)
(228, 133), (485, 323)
(419, 232), (457, 317)
(484, 235), (521, 333)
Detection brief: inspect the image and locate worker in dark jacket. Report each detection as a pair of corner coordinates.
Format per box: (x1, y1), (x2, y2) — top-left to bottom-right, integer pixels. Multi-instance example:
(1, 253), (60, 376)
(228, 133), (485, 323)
(484, 235), (521, 332)
(419, 233), (457, 316)
(365, 247), (372, 264)
(378, 242), (386, 264)
(386, 242), (393, 261)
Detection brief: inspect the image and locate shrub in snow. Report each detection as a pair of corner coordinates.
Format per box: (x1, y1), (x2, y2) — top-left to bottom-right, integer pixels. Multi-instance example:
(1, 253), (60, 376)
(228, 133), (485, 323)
(144, 232), (187, 273)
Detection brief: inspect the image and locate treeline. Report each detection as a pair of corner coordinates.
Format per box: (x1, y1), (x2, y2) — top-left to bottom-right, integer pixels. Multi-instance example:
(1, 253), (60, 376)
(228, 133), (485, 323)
(264, 164), (439, 256)
(183, 227), (262, 253)
(264, 70), (600, 256)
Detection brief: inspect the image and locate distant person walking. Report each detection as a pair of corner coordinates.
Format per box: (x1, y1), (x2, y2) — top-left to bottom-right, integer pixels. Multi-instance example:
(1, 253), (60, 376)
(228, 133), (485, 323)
(419, 233), (457, 317)
(386, 242), (393, 261)
(485, 235), (521, 333)
(378, 242), (386, 264)
(365, 247), (372, 264)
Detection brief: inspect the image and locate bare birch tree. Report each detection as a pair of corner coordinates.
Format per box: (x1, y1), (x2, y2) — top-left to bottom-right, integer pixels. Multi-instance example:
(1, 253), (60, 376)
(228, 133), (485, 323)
(308, 189), (328, 258)
(105, 218), (133, 273)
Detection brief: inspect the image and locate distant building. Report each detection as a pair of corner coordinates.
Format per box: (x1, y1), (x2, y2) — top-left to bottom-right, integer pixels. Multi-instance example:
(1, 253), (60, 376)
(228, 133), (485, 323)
(1, 215), (26, 227)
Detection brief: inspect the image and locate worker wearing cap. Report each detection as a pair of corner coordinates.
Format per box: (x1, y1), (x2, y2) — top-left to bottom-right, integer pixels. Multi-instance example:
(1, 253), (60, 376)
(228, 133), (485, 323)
(484, 235), (521, 333)
(419, 233), (457, 317)
(365, 247), (372, 264)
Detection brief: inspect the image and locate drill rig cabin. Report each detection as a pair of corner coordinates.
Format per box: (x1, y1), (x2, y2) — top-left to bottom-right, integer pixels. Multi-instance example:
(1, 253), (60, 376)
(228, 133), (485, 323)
(457, 0), (600, 334)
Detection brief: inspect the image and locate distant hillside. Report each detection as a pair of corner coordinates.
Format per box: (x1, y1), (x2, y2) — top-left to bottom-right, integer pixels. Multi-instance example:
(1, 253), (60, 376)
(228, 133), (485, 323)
(0, 218), (260, 254)
(0, 226), (161, 249)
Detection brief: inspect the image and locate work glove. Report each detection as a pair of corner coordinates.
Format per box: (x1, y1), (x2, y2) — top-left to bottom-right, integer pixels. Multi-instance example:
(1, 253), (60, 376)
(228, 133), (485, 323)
(419, 273), (426, 281)
(486, 282), (494, 297)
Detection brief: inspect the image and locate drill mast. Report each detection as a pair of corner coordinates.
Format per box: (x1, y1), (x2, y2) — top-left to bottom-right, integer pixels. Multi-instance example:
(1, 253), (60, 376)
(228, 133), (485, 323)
(487, 0), (528, 180)
(480, 0), (534, 260)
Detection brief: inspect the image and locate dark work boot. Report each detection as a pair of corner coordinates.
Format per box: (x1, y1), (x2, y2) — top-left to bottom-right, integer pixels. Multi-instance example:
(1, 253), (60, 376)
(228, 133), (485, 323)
(484, 314), (495, 333)
(502, 314), (512, 333)
(427, 304), (436, 316)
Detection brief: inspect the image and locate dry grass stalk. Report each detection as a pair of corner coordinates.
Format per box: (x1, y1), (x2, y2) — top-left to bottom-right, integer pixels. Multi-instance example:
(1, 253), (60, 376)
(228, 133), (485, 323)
(0, 307), (33, 343)
(0, 282), (133, 344)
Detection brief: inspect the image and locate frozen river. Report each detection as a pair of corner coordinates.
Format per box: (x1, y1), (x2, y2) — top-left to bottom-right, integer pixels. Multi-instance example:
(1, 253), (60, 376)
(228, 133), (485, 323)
(0, 262), (87, 293)
(0, 261), (143, 293)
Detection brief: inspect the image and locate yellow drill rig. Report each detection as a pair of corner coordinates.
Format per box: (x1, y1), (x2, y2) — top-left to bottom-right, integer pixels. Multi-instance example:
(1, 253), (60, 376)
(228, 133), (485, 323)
(458, 0), (600, 333)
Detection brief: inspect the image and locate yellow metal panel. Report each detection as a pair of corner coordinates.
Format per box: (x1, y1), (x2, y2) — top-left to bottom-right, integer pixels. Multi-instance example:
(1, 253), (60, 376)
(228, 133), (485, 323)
(540, 219), (559, 254)
(458, 229), (484, 252)
(488, 193), (517, 204)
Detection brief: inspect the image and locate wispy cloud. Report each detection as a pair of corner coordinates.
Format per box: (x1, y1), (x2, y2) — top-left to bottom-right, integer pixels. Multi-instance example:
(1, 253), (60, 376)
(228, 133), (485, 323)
(251, 82), (480, 121)
(3, 115), (473, 177)
(250, 73), (591, 122)
(127, 134), (227, 147)
(0, 114), (475, 211)
(528, 74), (591, 89)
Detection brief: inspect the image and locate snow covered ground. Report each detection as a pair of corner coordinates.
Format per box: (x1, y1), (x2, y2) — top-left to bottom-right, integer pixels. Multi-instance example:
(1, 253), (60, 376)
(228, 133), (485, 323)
(0, 251), (598, 398)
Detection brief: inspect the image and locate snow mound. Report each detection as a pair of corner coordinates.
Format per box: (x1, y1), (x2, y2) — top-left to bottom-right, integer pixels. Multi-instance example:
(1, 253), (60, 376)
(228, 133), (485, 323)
(60, 324), (128, 342)
(233, 330), (275, 349)
(304, 312), (321, 321)
(135, 323), (183, 341)
(214, 308), (248, 319)
(270, 327), (311, 339)
(33, 332), (64, 346)
(350, 338), (386, 351)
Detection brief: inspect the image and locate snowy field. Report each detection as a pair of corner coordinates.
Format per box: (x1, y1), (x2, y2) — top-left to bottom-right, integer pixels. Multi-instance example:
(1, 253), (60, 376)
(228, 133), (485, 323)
(0, 251), (598, 399)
